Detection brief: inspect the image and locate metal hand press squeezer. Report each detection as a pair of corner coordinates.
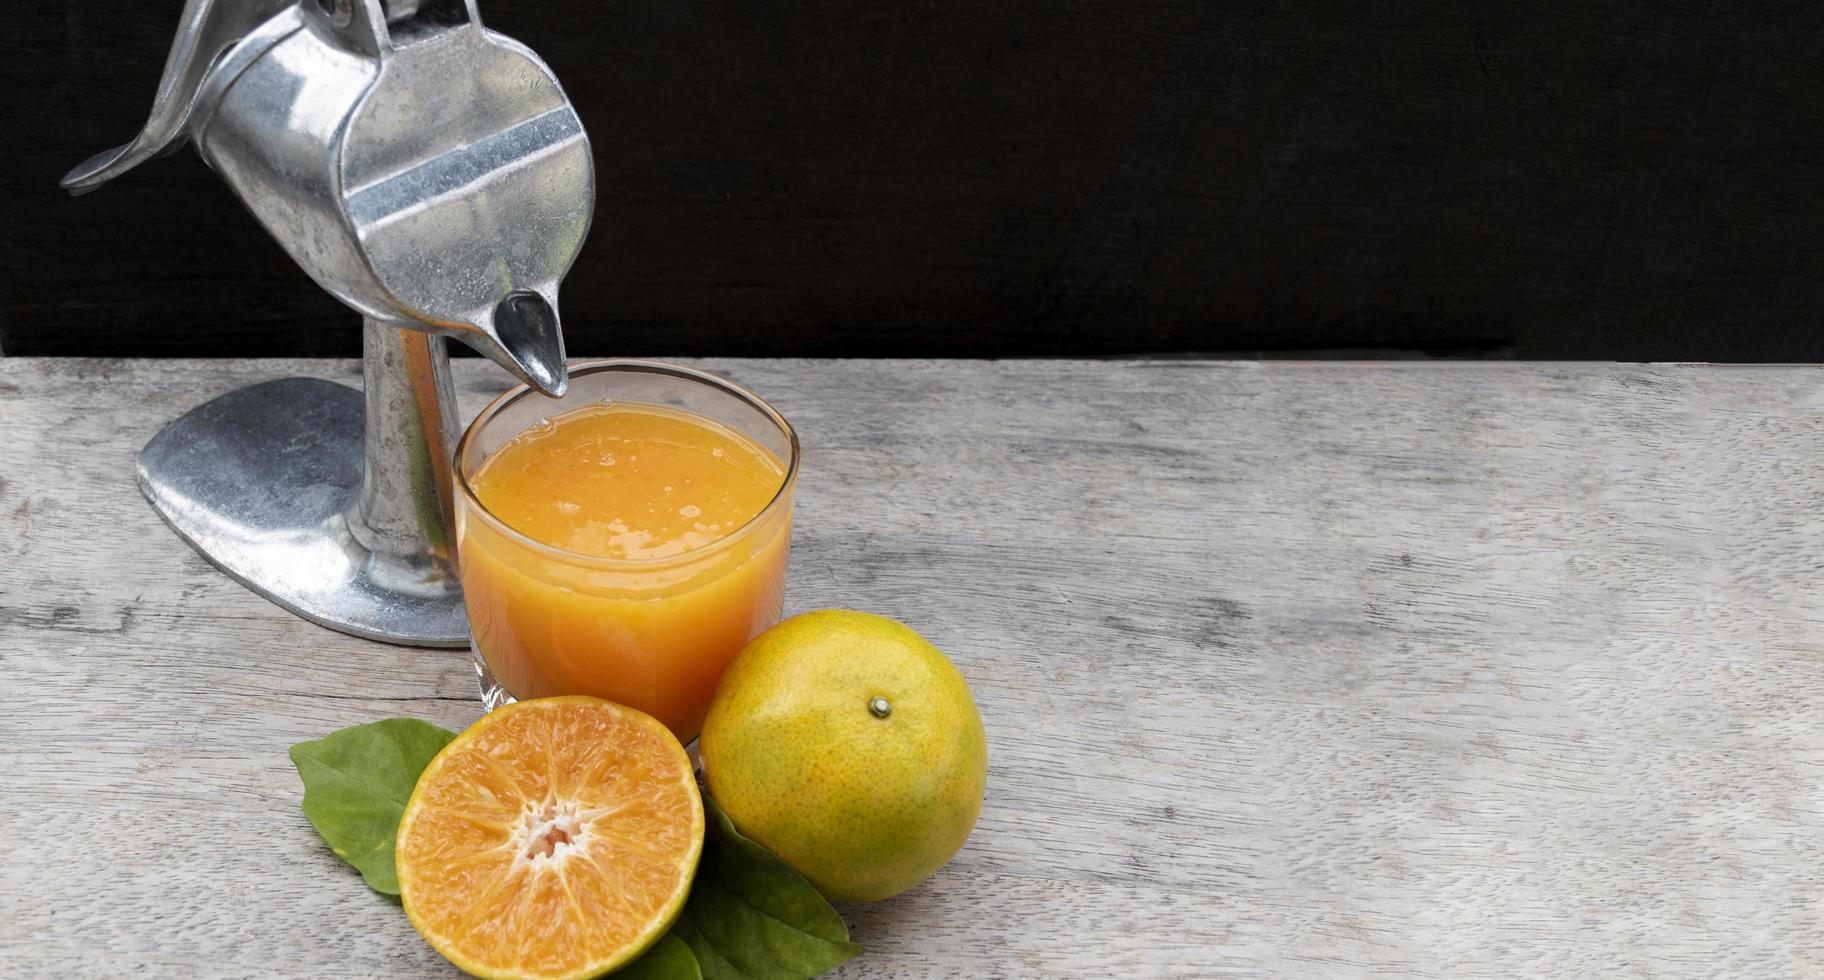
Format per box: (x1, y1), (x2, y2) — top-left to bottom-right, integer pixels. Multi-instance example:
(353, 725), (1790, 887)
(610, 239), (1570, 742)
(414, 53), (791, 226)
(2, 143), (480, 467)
(62, 0), (595, 646)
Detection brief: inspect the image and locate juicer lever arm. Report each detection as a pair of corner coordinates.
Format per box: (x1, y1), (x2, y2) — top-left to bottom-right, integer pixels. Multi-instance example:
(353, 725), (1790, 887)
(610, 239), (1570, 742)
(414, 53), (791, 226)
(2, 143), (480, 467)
(60, 0), (294, 195)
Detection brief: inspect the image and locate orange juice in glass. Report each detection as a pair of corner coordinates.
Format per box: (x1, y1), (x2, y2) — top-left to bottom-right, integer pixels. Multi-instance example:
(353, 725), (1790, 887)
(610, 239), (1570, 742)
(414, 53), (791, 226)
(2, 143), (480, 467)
(454, 360), (798, 742)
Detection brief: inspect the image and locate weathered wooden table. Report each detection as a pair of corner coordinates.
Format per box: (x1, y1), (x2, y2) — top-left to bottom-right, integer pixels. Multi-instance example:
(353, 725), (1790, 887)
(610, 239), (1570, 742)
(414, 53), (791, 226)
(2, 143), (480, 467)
(4, 358), (1822, 978)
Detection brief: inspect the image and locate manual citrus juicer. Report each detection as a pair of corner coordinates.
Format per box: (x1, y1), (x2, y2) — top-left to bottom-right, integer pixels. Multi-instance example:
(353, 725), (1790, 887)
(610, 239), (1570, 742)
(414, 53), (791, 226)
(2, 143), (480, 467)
(61, 0), (594, 646)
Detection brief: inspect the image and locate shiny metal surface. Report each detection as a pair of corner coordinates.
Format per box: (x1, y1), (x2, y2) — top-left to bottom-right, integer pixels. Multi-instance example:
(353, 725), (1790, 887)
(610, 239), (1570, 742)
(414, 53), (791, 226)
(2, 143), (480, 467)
(345, 320), (462, 606)
(63, 0), (592, 646)
(138, 372), (467, 646)
(177, 0), (589, 390)
(58, 0), (293, 195)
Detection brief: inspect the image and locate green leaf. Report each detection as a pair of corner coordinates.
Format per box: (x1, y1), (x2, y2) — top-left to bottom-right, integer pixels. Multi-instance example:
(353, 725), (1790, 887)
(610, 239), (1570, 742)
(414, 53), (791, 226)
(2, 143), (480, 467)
(287, 721), (860, 979)
(288, 718), (455, 895)
(616, 934), (703, 980)
(669, 793), (862, 980)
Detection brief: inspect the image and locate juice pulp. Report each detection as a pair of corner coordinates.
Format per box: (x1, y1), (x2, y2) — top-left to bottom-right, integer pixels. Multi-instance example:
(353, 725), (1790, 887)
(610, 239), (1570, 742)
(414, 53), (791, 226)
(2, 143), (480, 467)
(458, 402), (791, 741)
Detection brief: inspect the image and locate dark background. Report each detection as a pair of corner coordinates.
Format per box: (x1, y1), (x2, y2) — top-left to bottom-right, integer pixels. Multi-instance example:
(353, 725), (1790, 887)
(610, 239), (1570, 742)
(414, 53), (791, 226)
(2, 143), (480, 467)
(5, 1), (1823, 359)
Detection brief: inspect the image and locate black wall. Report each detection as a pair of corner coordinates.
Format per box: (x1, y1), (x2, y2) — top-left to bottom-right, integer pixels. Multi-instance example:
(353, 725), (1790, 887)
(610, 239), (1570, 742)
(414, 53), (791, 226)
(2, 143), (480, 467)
(6, 1), (1823, 359)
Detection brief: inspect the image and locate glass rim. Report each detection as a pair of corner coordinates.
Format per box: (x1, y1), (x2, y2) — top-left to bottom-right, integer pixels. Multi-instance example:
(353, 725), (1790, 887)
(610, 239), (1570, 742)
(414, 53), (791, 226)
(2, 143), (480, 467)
(453, 358), (802, 571)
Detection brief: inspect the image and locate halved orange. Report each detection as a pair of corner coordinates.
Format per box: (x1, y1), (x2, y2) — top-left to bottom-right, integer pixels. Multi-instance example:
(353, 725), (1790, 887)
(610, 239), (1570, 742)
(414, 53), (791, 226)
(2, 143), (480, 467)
(397, 696), (704, 980)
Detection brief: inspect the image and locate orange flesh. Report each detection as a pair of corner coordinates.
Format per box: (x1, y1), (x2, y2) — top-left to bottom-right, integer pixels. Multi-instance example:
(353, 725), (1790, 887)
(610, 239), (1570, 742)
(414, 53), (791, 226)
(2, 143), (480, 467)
(397, 697), (703, 980)
(460, 403), (791, 741)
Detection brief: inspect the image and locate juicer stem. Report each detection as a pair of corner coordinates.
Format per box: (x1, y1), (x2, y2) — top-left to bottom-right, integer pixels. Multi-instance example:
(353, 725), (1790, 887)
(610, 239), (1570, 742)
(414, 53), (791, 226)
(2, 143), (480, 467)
(346, 318), (464, 596)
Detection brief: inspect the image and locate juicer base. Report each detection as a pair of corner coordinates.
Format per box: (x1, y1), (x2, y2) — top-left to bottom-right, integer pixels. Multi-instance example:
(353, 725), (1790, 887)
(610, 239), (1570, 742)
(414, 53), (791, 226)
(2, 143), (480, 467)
(137, 376), (469, 648)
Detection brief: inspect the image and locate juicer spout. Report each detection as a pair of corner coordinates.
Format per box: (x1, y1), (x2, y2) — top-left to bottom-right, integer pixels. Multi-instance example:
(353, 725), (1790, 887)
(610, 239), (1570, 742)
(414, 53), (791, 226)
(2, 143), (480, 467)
(464, 290), (569, 398)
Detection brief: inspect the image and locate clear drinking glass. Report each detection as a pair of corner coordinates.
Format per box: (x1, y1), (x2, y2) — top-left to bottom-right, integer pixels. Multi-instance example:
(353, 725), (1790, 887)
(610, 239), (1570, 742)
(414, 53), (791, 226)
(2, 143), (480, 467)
(454, 360), (799, 742)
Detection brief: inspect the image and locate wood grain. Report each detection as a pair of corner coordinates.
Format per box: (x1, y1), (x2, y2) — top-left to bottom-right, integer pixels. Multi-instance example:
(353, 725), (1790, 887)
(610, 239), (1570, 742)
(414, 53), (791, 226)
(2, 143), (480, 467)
(2, 358), (1823, 978)
(8, 3), (1824, 359)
